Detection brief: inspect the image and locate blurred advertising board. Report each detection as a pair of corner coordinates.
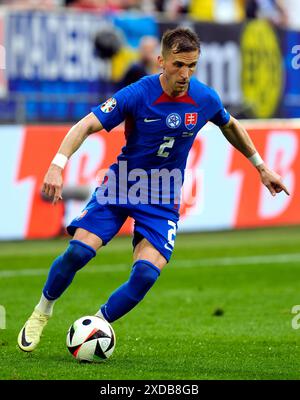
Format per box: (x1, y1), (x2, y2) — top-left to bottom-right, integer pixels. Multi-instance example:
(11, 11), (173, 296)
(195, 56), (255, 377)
(0, 10), (299, 122)
(0, 9), (7, 98)
(160, 19), (300, 119)
(1, 120), (299, 240)
(1, 9), (157, 122)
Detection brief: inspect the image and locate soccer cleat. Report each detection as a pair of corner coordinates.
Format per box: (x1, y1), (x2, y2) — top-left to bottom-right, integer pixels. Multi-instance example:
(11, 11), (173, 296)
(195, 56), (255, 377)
(17, 308), (50, 352)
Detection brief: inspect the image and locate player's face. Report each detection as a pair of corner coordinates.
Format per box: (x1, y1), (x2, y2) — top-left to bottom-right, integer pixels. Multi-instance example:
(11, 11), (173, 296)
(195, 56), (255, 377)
(159, 50), (199, 96)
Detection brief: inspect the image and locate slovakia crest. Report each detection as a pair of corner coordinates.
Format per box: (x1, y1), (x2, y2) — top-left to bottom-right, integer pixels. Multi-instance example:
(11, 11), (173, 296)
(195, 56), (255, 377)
(184, 113), (198, 130)
(101, 97), (117, 113)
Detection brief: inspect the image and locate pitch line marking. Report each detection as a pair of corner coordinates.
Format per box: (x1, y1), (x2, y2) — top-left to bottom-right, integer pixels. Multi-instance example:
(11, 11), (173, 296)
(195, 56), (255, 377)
(1, 253), (300, 278)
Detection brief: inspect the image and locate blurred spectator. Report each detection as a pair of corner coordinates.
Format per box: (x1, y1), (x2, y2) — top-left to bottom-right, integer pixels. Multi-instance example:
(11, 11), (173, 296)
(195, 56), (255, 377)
(189, 0), (245, 22)
(278, 0), (300, 30)
(65, 0), (142, 11)
(65, 0), (122, 11)
(0, 0), (63, 8)
(120, 35), (160, 87)
(154, 0), (189, 18)
(189, 0), (214, 20)
(245, 0), (288, 26)
(121, 0), (141, 10)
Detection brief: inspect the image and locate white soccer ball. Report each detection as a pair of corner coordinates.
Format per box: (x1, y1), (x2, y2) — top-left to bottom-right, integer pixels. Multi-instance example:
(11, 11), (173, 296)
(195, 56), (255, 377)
(66, 316), (116, 362)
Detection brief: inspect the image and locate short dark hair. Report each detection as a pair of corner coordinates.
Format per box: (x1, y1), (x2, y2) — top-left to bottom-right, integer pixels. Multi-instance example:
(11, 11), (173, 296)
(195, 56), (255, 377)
(161, 27), (201, 55)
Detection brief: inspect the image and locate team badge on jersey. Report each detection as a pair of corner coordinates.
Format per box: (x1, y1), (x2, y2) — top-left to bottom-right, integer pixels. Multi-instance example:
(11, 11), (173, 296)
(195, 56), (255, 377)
(184, 113), (198, 130)
(101, 97), (117, 113)
(166, 113), (181, 129)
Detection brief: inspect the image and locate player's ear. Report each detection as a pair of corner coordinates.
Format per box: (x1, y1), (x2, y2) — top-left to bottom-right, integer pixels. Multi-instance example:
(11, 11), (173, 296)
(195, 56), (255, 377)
(158, 55), (164, 69)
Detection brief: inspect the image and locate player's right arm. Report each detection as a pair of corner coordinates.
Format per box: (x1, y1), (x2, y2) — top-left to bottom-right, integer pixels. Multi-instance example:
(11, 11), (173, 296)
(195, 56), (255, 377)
(42, 113), (103, 205)
(44, 81), (141, 204)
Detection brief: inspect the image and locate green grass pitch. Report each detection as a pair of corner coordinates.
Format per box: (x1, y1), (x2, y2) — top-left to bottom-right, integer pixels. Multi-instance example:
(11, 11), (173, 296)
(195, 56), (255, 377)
(0, 226), (300, 380)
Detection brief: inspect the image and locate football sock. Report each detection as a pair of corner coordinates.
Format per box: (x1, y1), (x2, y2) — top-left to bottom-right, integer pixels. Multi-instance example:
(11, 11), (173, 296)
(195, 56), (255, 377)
(100, 260), (160, 322)
(43, 240), (96, 301)
(35, 293), (56, 316)
(95, 309), (106, 320)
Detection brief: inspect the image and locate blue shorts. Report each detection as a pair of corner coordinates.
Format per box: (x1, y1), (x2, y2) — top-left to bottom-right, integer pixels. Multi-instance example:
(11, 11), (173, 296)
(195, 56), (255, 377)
(67, 188), (179, 262)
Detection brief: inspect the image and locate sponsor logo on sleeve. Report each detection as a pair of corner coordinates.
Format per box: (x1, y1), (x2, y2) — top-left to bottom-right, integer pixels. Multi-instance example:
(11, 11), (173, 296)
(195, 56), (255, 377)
(100, 97), (117, 113)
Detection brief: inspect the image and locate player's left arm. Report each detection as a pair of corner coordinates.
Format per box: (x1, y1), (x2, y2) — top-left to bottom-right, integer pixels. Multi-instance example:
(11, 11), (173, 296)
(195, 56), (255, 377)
(220, 116), (290, 197)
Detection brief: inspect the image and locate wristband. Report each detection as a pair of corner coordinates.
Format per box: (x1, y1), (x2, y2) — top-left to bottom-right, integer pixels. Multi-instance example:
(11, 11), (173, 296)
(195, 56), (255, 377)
(248, 152), (264, 167)
(51, 153), (68, 169)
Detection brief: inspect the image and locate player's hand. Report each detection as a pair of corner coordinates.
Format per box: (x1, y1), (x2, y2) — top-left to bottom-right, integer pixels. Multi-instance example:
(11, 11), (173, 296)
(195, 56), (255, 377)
(257, 164), (290, 197)
(42, 164), (64, 205)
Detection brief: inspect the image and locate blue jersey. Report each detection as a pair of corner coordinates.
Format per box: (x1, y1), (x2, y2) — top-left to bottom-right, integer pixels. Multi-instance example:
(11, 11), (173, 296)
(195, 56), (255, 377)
(92, 74), (230, 209)
(68, 75), (230, 260)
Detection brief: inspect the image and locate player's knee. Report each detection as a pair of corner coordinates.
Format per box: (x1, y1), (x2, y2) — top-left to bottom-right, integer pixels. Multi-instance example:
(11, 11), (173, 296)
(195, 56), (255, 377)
(129, 260), (161, 300)
(62, 240), (96, 272)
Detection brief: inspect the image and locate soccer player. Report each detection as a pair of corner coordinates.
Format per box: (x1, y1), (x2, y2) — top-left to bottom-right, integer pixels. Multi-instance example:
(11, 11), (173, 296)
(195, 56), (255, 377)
(18, 27), (289, 352)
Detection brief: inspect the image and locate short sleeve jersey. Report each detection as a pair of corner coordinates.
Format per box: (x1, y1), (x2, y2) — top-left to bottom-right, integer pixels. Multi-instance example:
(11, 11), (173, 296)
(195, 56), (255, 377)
(92, 74), (230, 206)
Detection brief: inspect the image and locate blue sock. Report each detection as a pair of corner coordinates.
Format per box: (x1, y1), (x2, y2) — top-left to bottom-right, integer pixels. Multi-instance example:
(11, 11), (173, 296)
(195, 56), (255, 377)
(100, 260), (161, 323)
(43, 240), (96, 300)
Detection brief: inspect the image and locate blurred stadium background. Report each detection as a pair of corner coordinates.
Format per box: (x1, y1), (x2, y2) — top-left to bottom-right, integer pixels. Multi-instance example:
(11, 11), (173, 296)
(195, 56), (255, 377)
(1, 0), (300, 380)
(1, 0), (300, 240)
